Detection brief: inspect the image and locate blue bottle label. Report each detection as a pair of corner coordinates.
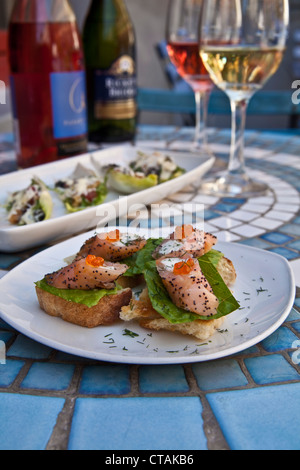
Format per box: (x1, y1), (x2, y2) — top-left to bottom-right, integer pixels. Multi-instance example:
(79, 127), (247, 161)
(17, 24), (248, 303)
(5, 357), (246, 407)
(50, 71), (88, 139)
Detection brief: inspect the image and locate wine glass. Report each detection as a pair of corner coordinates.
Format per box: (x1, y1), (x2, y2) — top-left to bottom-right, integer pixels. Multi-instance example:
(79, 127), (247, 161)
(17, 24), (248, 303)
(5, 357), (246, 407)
(198, 0), (289, 197)
(166, 0), (214, 150)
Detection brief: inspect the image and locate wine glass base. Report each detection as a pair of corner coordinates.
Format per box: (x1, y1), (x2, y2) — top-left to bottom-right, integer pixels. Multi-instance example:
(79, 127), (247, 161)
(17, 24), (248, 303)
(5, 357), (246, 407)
(198, 173), (269, 198)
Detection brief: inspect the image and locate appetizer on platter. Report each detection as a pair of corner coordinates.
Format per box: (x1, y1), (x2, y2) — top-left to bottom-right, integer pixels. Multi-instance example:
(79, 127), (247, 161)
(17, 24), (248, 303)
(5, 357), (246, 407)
(54, 164), (107, 212)
(35, 254), (132, 328)
(35, 225), (239, 341)
(5, 177), (53, 226)
(105, 150), (185, 194)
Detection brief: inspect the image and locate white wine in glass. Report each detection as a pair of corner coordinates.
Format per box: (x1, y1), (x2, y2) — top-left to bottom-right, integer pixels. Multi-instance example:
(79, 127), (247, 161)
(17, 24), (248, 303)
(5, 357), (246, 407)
(166, 0), (214, 150)
(199, 0), (289, 197)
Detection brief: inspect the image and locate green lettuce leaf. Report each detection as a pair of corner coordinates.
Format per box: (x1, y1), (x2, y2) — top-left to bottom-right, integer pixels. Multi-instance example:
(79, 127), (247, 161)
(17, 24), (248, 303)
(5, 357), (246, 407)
(107, 170), (158, 194)
(39, 190), (53, 220)
(64, 182), (108, 213)
(35, 278), (122, 308)
(160, 166), (186, 183)
(122, 238), (164, 276)
(143, 261), (200, 324)
(198, 251), (240, 318)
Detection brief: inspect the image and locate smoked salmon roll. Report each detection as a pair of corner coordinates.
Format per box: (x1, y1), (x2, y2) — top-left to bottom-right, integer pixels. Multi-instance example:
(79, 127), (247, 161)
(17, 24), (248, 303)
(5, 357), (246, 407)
(153, 225), (217, 259)
(45, 255), (129, 290)
(76, 229), (147, 262)
(156, 256), (219, 317)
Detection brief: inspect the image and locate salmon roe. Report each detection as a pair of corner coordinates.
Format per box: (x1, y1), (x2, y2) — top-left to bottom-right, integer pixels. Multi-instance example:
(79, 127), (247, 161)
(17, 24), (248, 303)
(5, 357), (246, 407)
(174, 224), (194, 240)
(173, 258), (195, 275)
(86, 254), (105, 267)
(106, 229), (121, 242)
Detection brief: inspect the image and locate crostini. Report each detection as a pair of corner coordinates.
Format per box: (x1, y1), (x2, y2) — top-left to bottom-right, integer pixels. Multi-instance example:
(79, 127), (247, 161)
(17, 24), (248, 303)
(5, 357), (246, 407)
(120, 225), (239, 340)
(35, 254), (132, 328)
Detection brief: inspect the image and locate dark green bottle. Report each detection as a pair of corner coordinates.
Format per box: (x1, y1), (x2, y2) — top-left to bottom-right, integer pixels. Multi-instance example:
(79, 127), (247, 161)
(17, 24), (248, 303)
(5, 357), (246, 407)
(83, 0), (137, 143)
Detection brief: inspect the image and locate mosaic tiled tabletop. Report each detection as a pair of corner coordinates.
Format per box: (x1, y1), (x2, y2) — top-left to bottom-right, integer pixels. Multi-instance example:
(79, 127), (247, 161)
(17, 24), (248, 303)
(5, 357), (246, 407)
(0, 126), (300, 451)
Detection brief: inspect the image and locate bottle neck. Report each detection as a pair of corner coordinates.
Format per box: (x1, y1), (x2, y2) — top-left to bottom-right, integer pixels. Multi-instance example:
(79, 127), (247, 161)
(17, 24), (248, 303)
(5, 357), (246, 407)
(86, 0), (130, 23)
(10, 0), (76, 23)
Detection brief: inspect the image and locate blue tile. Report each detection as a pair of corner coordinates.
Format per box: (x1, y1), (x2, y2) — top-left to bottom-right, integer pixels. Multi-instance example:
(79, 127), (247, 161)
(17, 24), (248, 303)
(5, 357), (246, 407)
(288, 345), (300, 366)
(7, 335), (52, 359)
(204, 209), (219, 220)
(212, 203), (238, 213)
(260, 232), (294, 244)
(267, 247), (299, 260)
(0, 318), (16, 330)
(287, 240), (300, 251)
(0, 254), (21, 269)
(21, 363), (75, 391)
(0, 359), (25, 387)
(0, 331), (14, 344)
(207, 383), (300, 450)
(279, 224), (300, 237)
(237, 344), (260, 355)
(139, 365), (189, 393)
(69, 397), (207, 450)
(192, 359), (248, 390)
(220, 197), (246, 205)
(238, 238), (272, 250)
(292, 322), (300, 334)
(244, 354), (300, 384)
(286, 307), (300, 321)
(261, 326), (299, 352)
(79, 364), (131, 395)
(0, 393), (65, 450)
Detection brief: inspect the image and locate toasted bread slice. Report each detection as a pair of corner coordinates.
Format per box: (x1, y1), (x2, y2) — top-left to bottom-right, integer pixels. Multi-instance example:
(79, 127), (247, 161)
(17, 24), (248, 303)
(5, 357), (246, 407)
(217, 256), (236, 286)
(120, 289), (225, 340)
(36, 286), (132, 328)
(120, 254), (236, 340)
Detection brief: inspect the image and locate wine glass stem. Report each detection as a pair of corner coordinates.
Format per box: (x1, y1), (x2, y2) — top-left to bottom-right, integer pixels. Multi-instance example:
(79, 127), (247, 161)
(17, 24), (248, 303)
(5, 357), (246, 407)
(194, 90), (208, 148)
(228, 98), (249, 176)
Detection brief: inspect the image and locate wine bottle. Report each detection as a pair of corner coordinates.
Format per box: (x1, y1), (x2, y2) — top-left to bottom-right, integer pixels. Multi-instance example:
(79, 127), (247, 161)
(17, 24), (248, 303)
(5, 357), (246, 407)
(83, 0), (137, 143)
(8, 0), (88, 169)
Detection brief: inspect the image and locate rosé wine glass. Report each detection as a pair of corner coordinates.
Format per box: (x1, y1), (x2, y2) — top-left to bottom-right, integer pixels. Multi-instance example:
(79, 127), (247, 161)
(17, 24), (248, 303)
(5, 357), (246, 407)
(166, 0), (214, 151)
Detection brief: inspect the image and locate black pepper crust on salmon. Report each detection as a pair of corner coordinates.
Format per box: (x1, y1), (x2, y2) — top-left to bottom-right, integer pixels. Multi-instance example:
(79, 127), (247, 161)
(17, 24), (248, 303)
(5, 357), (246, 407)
(45, 257), (129, 290)
(75, 230), (146, 262)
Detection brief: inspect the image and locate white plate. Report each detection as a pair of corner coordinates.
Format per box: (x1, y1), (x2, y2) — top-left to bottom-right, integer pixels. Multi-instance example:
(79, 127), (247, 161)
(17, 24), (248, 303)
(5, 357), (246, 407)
(0, 228), (295, 364)
(0, 145), (214, 252)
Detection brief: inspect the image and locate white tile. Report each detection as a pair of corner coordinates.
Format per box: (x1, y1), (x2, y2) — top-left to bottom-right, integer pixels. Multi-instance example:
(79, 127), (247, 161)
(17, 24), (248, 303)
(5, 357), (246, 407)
(274, 187), (299, 197)
(203, 222), (219, 233)
(251, 217), (283, 230)
(213, 230), (241, 242)
(276, 196), (300, 205)
(209, 143), (230, 154)
(241, 203), (271, 214)
(152, 205), (183, 217)
(268, 154), (300, 167)
(273, 203), (299, 213)
(266, 210), (295, 222)
(230, 210), (258, 222)
(247, 196), (274, 205)
(289, 259), (300, 287)
(192, 194), (220, 205)
(232, 224), (266, 237)
(210, 216), (241, 229)
(243, 147), (270, 158)
(168, 192), (193, 203)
